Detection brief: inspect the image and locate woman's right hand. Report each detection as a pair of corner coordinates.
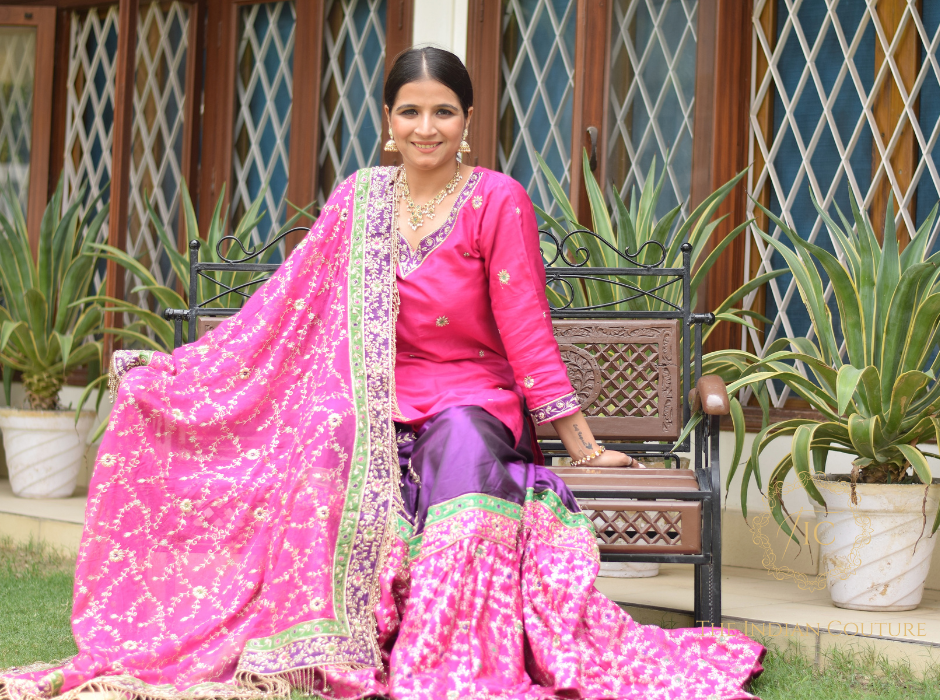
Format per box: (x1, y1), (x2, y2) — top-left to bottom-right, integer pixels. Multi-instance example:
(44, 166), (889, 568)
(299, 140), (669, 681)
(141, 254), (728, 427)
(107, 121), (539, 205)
(586, 449), (646, 469)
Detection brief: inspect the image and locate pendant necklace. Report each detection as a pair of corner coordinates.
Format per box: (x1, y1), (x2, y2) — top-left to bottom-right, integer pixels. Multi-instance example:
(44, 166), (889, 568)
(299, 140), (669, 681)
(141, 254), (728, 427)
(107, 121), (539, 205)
(397, 162), (463, 231)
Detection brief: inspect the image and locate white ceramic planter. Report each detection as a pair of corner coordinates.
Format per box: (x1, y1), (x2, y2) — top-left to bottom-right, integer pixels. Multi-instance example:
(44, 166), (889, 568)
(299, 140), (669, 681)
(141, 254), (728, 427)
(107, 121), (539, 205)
(0, 408), (96, 498)
(812, 475), (940, 611)
(598, 561), (660, 578)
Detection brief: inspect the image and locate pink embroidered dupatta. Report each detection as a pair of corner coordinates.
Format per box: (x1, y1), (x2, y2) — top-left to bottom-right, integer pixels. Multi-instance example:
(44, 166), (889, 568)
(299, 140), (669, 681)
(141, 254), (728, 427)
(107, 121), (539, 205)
(0, 168), (402, 700)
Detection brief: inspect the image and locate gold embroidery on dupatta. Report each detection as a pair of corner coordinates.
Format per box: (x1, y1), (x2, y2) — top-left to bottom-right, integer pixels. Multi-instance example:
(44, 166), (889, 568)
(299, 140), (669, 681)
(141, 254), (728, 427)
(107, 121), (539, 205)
(233, 167), (402, 681)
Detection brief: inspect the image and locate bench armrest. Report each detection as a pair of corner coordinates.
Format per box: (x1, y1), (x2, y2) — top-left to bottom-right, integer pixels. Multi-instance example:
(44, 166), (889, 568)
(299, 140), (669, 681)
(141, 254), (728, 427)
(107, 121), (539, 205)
(687, 375), (730, 416)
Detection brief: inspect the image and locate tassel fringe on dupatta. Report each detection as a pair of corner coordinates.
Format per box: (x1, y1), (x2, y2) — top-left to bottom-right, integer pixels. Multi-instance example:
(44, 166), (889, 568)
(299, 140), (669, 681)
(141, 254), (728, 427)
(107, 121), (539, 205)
(0, 168), (405, 700)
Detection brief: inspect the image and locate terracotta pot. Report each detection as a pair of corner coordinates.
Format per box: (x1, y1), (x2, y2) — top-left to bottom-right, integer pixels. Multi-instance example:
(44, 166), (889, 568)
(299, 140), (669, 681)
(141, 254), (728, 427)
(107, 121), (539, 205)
(812, 474), (940, 611)
(0, 408), (95, 498)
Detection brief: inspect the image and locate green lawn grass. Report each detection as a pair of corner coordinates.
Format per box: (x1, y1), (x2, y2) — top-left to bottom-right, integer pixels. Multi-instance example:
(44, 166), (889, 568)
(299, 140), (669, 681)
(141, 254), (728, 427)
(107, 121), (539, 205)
(749, 637), (940, 700)
(0, 539), (77, 668)
(3, 540), (939, 698)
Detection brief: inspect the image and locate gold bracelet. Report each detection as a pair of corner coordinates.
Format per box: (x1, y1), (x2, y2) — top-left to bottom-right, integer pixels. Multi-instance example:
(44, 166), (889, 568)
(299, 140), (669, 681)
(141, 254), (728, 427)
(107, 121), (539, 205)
(570, 445), (605, 466)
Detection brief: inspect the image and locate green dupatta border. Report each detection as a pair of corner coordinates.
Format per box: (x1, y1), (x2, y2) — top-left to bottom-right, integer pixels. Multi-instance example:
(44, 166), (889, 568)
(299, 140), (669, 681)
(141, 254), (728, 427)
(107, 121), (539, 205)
(239, 168), (396, 664)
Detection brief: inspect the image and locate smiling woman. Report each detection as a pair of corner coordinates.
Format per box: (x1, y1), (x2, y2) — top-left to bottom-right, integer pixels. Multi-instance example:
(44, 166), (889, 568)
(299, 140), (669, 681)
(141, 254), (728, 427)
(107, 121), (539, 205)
(0, 46), (763, 700)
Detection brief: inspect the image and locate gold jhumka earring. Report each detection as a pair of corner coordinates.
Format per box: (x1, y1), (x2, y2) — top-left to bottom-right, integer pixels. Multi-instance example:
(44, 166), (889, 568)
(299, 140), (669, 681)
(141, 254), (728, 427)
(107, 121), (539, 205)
(384, 127), (399, 153)
(459, 128), (471, 154)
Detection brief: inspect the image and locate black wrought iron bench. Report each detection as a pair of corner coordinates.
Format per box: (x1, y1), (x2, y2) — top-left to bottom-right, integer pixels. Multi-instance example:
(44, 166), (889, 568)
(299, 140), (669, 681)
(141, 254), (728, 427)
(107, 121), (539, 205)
(165, 226), (729, 627)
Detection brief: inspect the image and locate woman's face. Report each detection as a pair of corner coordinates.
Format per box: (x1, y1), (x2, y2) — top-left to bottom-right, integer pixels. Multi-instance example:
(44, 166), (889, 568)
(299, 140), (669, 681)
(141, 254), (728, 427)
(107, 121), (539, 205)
(386, 78), (472, 171)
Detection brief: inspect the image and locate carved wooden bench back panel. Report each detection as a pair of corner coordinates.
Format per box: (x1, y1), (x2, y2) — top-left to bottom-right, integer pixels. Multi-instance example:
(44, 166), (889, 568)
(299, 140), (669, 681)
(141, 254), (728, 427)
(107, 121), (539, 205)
(537, 319), (681, 441)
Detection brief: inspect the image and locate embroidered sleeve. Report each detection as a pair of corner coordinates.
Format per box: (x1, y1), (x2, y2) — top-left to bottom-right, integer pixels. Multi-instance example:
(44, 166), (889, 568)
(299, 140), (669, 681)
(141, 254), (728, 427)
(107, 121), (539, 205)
(478, 175), (577, 422)
(530, 391), (582, 425)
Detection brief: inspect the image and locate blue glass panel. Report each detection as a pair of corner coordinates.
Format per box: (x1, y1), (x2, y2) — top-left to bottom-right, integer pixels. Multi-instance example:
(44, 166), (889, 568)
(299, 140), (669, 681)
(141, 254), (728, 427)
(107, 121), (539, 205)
(318, 0), (388, 203)
(607, 0), (698, 222)
(761, 0), (876, 358)
(232, 1), (296, 256)
(918, 3), (940, 233)
(499, 0), (577, 215)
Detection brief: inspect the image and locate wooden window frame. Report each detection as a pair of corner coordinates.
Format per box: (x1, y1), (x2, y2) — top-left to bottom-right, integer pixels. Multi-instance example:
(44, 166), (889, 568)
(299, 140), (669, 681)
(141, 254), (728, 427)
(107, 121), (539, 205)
(466, 0), (611, 221)
(466, 1), (743, 237)
(691, 0), (752, 353)
(0, 5), (56, 254)
(202, 0), (412, 251)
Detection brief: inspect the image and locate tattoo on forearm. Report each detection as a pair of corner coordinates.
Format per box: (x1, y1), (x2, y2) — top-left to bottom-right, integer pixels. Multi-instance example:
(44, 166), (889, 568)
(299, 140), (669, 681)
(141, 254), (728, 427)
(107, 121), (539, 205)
(572, 423), (594, 452)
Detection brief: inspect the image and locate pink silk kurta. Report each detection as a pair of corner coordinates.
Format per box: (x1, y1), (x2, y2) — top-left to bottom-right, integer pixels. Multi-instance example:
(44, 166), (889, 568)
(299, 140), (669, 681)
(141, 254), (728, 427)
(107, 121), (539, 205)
(394, 167), (580, 441)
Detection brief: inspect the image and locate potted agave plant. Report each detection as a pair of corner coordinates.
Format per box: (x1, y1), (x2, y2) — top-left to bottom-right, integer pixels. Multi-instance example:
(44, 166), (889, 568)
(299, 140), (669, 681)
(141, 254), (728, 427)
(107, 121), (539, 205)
(538, 151), (783, 577)
(703, 191), (940, 611)
(0, 176), (108, 498)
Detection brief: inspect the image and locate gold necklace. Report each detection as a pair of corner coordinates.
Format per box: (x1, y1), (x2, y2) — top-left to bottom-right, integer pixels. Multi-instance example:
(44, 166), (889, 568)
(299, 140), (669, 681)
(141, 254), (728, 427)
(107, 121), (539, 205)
(397, 162), (463, 231)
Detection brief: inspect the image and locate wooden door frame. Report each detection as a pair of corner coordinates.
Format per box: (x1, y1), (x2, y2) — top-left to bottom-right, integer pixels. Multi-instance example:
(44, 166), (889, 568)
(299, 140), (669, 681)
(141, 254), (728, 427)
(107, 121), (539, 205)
(378, 0), (413, 170)
(689, 0), (752, 351)
(568, 0), (610, 223)
(465, 0), (499, 170)
(0, 5), (56, 255)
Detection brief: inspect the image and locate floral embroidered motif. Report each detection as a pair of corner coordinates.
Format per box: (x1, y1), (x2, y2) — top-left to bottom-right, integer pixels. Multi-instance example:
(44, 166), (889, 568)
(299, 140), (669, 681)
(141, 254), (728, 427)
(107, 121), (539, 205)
(463, 252), (470, 257)
(530, 390), (581, 424)
(479, 350), (485, 357)
(398, 170), (483, 277)
(99, 453), (116, 467)
(107, 349), (155, 402)
(21, 169), (412, 698)
(498, 269), (511, 285)
(245, 449), (261, 460)
(515, 207), (521, 215)
(523, 376), (535, 389)
(192, 586), (208, 599)
(122, 640), (138, 650)
(472, 195), (483, 209)
(436, 316), (449, 327)
(311, 596), (326, 611)
(375, 487), (761, 699)
(316, 505), (330, 520)
(328, 413), (343, 428)
(293, 300), (304, 310)
(237, 367), (251, 379)
(179, 499), (194, 513)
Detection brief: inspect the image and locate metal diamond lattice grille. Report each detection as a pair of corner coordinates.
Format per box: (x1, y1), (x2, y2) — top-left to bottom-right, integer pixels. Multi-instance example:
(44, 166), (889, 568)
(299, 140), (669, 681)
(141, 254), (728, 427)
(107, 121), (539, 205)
(745, 1), (940, 406)
(607, 0), (698, 220)
(232, 1), (296, 252)
(319, 0), (387, 204)
(589, 508), (683, 547)
(498, 0), (576, 215)
(583, 342), (661, 418)
(128, 2), (190, 306)
(0, 27), (36, 217)
(65, 6), (119, 292)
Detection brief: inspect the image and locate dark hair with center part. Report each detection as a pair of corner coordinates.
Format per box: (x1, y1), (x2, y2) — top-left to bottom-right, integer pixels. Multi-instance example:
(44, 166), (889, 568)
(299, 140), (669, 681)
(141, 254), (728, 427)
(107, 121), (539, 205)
(384, 47), (473, 117)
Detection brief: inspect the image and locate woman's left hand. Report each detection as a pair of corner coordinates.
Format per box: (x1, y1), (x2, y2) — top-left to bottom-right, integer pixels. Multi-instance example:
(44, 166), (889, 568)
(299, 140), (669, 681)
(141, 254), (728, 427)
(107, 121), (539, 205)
(586, 449), (646, 468)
